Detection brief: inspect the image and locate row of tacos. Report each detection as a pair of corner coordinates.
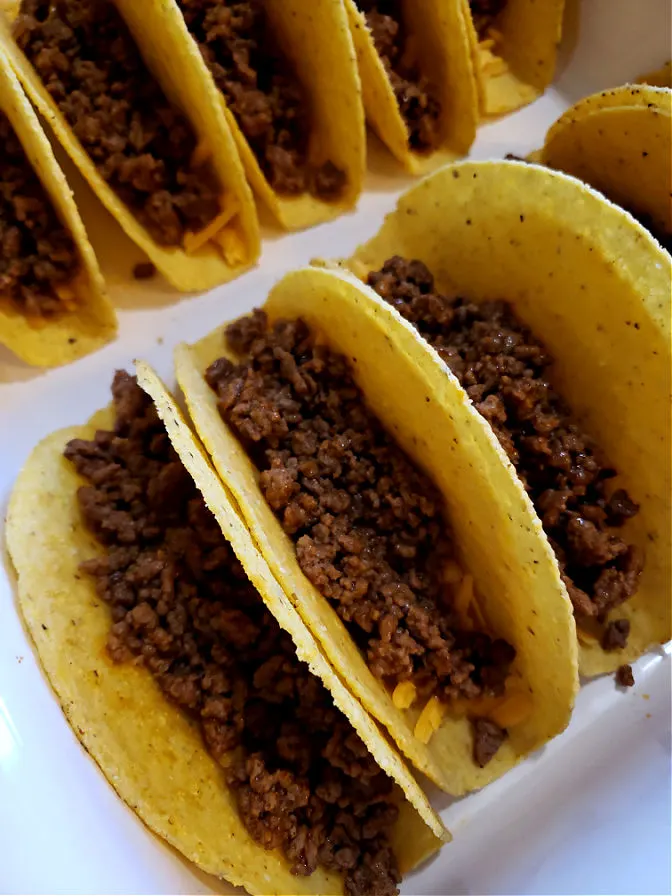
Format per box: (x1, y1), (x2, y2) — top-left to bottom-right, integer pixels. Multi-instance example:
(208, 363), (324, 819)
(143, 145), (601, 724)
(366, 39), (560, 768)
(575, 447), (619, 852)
(8, 160), (670, 893)
(0, 0), (572, 366)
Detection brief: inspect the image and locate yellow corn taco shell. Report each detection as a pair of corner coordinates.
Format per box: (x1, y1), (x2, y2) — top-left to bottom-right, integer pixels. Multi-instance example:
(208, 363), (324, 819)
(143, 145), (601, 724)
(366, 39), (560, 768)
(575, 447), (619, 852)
(0, 47), (115, 366)
(463, 0), (565, 117)
(175, 266), (579, 796)
(343, 160), (671, 677)
(6, 366), (447, 895)
(538, 85), (672, 247)
(1, 1), (260, 292)
(344, 0), (478, 173)
(175, 0), (366, 231)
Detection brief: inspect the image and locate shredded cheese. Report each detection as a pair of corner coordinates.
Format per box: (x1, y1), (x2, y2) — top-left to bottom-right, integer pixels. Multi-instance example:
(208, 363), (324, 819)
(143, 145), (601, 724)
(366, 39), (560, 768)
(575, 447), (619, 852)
(54, 283), (78, 310)
(392, 681), (417, 710)
(183, 196), (240, 256)
(215, 225), (247, 266)
(414, 695), (446, 745)
(489, 691), (534, 728)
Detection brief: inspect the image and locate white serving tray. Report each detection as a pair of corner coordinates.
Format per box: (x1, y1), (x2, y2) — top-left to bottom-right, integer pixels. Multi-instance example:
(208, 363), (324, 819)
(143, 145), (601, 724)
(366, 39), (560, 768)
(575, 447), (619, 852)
(1, 0), (670, 892)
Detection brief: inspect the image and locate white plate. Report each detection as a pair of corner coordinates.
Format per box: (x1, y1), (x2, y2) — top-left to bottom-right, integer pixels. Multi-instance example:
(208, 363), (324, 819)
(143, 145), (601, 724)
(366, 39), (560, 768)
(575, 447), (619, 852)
(1, 0), (670, 893)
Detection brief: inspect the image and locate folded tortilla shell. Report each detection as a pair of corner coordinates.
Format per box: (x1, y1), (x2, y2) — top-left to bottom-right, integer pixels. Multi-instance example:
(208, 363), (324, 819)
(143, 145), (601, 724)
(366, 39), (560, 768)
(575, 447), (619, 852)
(539, 84), (672, 243)
(345, 159), (671, 676)
(5, 367), (446, 896)
(175, 265), (579, 795)
(180, 0), (366, 230)
(463, 0), (565, 117)
(0, 0), (260, 291)
(0, 46), (115, 366)
(344, 0), (477, 173)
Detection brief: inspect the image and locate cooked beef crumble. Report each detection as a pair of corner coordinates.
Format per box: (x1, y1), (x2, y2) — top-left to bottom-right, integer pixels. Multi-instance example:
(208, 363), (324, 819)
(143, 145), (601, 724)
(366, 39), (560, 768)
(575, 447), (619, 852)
(0, 110), (80, 317)
(176, 0), (346, 200)
(14, 0), (222, 246)
(367, 256), (643, 648)
(64, 371), (401, 896)
(615, 663), (634, 688)
(472, 717), (507, 767)
(205, 310), (515, 734)
(357, 0), (441, 152)
(469, 0), (507, 39)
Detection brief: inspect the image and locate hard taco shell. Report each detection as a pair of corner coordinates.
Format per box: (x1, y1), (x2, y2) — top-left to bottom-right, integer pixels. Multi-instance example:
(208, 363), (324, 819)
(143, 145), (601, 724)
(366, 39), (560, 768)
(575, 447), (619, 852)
(538, 84), (672, 245)
(5, 365), (446, 896)
(344, 159), (671, 676)
(0, 46), (115, 366)
(175, 265), (579, 795)
(187, 0), (367, 231)
(463, 0), (565, 117)
(344, 0), (478, 173)
(0, 0), (260, 291)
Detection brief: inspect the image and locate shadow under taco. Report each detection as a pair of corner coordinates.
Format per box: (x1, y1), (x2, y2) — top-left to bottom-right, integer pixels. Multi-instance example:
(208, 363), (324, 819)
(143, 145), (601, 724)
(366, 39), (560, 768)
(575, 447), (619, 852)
(343, 0), (477, 173)
(174, 265), (579, 796)
(1, 0), (260, 291)
(340, 159), (671, 679)
(0, 45), (114, 367)
(537, 84), (672, 253)
(6, 365), (447, 896)
(463, 0), (566, 117)
(172, 0), (366, 231)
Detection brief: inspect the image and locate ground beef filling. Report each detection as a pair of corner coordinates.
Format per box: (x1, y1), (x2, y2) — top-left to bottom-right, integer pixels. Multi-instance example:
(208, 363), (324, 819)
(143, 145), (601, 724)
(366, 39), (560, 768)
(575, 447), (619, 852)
(367, 256), (643, 648)
(469, 0), (507, 39)
(357, 0), (441, 152)
(0, 111), (80, 317)
(206, 310), (515, 737)
(176, 0), (346, 200)
(14, 0), (222, 246)
(64, 371), (401, 896)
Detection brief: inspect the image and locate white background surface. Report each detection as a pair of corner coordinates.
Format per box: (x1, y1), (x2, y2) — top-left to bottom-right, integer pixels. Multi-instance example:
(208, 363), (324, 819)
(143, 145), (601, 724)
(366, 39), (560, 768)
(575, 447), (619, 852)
(1, 0), (670, 893)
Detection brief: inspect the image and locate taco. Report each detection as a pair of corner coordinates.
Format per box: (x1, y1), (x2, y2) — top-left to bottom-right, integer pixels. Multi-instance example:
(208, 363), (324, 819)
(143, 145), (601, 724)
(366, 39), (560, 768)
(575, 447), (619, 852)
(343, 0), (477, 172)
(339, 159), (671, 679)
(6, 365), (447, 895)
(174, 266), (578, 796)
(464, 0), (565, 117)
(537, 84), (672, 252)
(0, 46), (114, 367)
(1, 0), (260, 292)
(173, 0), (366, 230)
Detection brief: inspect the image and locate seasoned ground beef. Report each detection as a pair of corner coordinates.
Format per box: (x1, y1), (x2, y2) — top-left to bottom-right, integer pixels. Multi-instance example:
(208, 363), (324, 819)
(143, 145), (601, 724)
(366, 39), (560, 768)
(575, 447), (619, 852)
(357, 0), (441, 152)
(472, 717), (506, 768)
(14, 0), (222, 246)
(64, 371), (401, 896)
(615, 663), (635, 688)
(0, 110), (80, 317)
(367, 256), (643, 648)
(469, 0), (507, 39)
(205, 310), (515, 743)
(602, 618), (631, 652)
(176, 0), (346, 200)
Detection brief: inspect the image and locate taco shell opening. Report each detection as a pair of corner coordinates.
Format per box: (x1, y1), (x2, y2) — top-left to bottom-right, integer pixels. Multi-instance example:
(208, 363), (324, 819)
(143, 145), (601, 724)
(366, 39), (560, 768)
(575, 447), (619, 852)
(0, 1), (260, 291)
(0, 47), (115, 366)
(344, 0), (478, 173)
(6, 368), (446, 896)
(464, 0), (565, 117)
(176, 265), (579, 795)
(346, 160), (671, 676)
